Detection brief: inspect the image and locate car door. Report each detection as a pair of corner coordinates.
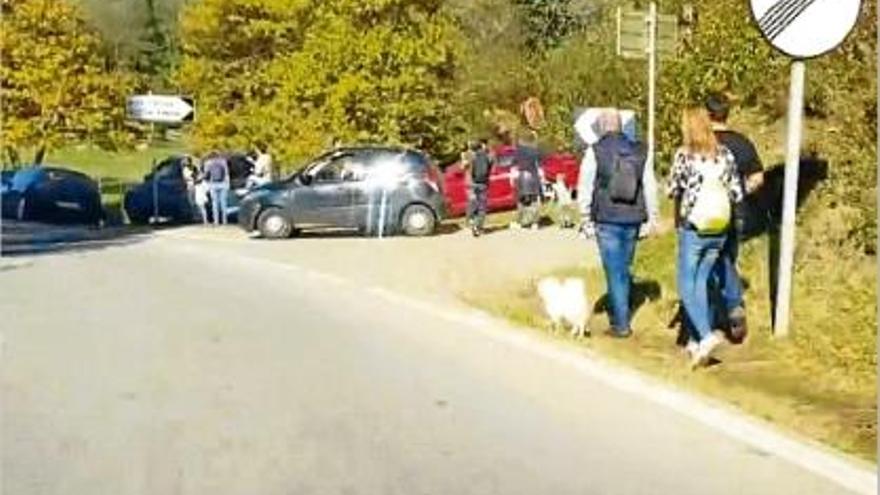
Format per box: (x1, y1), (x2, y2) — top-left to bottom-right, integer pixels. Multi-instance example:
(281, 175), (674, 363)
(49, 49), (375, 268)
(487, 149), (517, 212)
(152, 159), (187, 217)
(291, 152), (358, 228)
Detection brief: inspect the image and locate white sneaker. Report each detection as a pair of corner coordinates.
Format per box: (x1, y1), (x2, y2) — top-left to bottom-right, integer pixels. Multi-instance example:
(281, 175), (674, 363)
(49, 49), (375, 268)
(690, 334), (722, 370)
(685, 340), (699, 358)
(531, 224), (539, 231)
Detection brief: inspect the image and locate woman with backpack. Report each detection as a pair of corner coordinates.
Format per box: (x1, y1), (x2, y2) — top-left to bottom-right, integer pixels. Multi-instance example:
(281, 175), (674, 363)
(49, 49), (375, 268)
(667, 108), (743, 369)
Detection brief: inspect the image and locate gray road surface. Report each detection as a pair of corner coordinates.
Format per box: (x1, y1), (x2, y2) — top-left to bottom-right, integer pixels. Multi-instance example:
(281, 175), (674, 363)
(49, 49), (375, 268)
(0, 235), (862, 495)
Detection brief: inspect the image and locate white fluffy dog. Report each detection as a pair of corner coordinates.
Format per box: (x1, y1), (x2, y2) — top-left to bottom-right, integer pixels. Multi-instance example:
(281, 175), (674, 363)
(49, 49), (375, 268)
(537, 277), (590, 338)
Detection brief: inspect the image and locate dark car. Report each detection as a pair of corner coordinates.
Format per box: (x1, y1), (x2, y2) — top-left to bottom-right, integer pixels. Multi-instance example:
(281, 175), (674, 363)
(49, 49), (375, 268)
(238, 146), (446, 239)
(1, 165), (103, 225)
(124, 153), (253, 224)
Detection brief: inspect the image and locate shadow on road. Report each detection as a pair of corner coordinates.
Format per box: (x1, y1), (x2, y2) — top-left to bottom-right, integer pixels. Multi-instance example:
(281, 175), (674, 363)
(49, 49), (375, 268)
(1, 221), (154, 257)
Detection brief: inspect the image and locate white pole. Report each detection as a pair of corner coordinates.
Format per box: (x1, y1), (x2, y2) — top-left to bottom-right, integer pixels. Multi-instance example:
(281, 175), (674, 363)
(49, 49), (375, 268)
(616, 6), (622, 56)
(647, 2), (657, 175)
(378, 188), (388, 240)
(774, 60), (806, 338)
(366, 189), (374, 236)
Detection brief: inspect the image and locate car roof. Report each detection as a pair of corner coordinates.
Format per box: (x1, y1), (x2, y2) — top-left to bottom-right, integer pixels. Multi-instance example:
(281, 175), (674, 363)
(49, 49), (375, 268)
(15, 165), (90, 179)
(333, 145), (422, 155)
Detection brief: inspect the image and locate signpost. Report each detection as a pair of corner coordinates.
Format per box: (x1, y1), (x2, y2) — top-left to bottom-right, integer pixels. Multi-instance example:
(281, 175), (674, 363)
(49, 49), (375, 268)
(126, 94), (195, 124)
(616, 2), (677, 227)
(749, 0), (863, 337)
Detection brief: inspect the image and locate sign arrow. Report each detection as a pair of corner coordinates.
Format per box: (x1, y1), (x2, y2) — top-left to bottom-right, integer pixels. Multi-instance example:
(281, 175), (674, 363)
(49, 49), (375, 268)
(127, 95), (195, 124)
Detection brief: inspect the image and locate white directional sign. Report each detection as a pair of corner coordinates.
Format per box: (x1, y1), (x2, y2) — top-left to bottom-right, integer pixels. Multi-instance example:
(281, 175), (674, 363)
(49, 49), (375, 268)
(127, 95), (195, 123)
(750, 0), (862, 59)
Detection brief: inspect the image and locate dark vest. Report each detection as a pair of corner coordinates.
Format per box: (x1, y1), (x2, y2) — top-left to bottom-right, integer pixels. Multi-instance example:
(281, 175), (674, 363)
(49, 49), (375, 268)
(591, 134), (648, 225)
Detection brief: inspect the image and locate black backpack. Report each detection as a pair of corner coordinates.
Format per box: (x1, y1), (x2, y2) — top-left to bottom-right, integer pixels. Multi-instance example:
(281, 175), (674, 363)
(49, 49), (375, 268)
(607, 147), (642, 204)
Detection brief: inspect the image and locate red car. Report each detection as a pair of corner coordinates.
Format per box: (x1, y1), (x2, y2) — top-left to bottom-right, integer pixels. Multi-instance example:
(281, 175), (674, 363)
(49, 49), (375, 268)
(443, 145), (580, 217)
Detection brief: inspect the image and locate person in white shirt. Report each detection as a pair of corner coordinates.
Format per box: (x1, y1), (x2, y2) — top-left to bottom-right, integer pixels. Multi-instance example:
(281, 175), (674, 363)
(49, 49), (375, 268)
(246, 142), (273, 189)
(575, 108), (660, 239)
(551, 174), (577, 229)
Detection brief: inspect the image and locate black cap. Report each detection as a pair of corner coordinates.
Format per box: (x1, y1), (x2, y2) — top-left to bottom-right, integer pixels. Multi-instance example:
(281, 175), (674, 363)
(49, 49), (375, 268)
(705, 93), (730, 122)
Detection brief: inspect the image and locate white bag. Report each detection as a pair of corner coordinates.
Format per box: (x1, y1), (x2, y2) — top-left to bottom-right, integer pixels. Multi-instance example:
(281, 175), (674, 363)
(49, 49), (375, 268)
(688, 163), (731, 235)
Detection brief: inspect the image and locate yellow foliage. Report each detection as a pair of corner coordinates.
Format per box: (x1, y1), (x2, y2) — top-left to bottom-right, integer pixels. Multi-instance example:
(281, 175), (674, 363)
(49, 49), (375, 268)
(0, 0), (140, 162)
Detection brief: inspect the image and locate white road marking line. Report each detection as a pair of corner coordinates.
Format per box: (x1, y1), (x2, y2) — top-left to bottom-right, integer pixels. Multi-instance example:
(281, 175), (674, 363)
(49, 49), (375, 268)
(164, 235), (877, 495)
(364, 286), (877, 495)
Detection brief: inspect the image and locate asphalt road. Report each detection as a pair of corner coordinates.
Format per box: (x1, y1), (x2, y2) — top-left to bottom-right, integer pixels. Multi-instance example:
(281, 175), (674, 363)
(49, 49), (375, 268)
(0, 234), (864, 495)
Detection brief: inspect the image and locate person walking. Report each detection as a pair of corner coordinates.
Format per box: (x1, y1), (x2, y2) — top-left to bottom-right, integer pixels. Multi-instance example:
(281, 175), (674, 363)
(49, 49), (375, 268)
(203, 151), (231, 226)
(576, 108), (660, 239)
(706, 93), (764, 339)
(509, 131), (544, 230)
(464, 139), (493, 237)
(580, 111), (649, 338)
(668, 108), (743, 368)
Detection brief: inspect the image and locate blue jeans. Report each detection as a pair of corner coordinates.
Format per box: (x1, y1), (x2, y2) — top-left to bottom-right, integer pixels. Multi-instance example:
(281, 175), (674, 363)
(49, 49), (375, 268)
(595, 223), (640, 333)
(714, 229), (744, 312)
(467, 183), (488, 229)
(209, 184), (229, 225)
(678, 228), (726, 342)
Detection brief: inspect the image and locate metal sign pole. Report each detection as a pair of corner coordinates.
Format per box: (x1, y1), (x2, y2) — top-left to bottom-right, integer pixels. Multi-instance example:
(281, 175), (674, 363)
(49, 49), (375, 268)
(774, 60), (806, 338)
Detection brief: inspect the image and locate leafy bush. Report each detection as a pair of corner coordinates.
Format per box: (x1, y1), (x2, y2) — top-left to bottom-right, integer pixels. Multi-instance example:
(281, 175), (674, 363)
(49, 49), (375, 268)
(177, 0), (463, 165)
(0, 0), (142, 161)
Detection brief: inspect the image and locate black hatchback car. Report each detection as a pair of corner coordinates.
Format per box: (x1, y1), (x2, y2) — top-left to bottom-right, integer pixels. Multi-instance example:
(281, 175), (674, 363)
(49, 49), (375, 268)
(1, 166), (103, 225)
(238, 146), (446, 239)
(124, 153), (253, 224)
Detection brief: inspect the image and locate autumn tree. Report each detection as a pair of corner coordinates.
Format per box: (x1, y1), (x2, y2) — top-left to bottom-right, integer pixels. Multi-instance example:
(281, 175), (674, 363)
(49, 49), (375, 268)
(176, 0), (463, 165)
(0, 0), (139, 163)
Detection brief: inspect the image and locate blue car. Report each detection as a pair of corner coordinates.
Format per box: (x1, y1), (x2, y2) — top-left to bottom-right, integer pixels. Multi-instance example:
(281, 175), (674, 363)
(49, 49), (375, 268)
(1, 165), (103, 225)
(123, 153), (253, 224)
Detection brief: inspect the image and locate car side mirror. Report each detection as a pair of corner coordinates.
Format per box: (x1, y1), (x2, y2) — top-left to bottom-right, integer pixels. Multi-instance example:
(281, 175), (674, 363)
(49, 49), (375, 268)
(299, 174), (313, 186)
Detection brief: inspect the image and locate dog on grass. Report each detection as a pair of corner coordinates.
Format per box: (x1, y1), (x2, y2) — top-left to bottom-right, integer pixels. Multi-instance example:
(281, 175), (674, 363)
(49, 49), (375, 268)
(537, 277), (590, 338)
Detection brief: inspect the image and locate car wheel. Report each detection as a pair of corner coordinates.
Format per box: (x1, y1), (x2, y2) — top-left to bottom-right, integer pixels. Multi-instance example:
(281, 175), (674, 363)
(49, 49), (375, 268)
(400, 204), (436, 237)
(257, 208), (293, 240)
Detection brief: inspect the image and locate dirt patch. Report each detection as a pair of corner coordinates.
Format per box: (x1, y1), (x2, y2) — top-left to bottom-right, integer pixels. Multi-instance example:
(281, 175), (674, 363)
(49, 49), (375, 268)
(157, 217), (600, 304)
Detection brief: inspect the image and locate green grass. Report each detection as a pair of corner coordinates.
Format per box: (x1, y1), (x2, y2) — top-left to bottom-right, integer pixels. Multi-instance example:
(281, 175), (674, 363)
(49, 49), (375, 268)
(463, 217), (877, 461)
(48, 142), (187, 182)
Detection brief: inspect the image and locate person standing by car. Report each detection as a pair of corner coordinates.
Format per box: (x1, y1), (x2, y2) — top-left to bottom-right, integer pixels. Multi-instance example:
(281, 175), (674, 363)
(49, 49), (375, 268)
(246, 142), (273, 189)
(464, 139), (493, 237)
(581, 110), (649, 339)
(550, 173), (577, 229)
(203, 151), (230, 226)
(509, 131), (544, 231)
(668, 108), (743, 368)
(181, 155), (199, 221)
(706, 93), (764, 340)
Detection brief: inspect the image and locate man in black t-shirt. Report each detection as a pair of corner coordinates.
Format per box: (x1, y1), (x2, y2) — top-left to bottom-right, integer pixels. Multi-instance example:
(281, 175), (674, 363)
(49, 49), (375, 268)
(706, 94), (764, 339)
(464, 139), (493, 237)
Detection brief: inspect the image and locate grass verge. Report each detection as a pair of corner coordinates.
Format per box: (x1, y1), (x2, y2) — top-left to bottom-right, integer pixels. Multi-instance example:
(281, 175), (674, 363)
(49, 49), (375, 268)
(462, 222), (877, 461)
